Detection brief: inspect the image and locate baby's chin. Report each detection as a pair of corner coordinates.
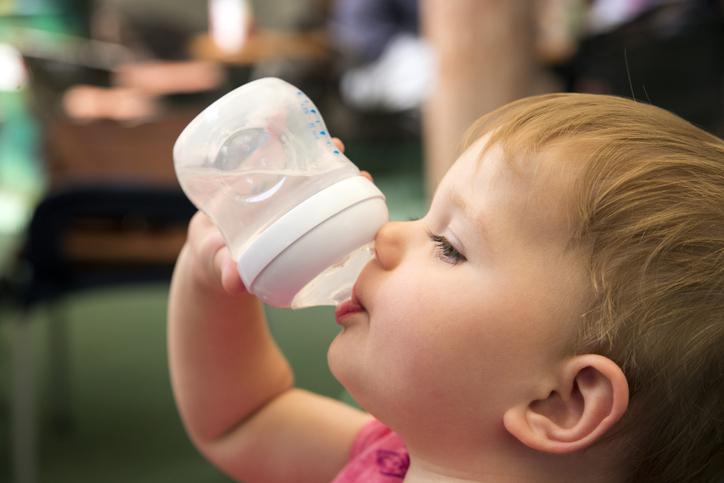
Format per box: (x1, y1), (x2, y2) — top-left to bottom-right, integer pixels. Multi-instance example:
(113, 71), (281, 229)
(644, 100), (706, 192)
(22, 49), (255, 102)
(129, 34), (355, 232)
(326, 334), (353, 381)
(327, 335), (370, 396)
(327, 343), (391, 418)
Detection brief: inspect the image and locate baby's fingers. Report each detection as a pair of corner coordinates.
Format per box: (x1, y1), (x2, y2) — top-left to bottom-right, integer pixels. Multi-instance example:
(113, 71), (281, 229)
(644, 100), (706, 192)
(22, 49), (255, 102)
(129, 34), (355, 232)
(330, 137), (373, 182)
(332, 137), (345, 153)
(214, 247), (247, 296)
(187, 211), (247, 295)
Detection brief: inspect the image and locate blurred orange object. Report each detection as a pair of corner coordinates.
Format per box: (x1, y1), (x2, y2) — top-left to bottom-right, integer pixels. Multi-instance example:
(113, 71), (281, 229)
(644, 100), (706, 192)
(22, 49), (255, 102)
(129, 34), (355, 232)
(113, 60), (225, 95)
(190, 30), (329, 65)
(62, 85), (158, 122)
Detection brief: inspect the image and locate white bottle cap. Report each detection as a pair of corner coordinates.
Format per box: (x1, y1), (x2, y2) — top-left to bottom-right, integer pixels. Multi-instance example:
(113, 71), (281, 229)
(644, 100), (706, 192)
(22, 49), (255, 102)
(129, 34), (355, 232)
(238, 175), (387, 307)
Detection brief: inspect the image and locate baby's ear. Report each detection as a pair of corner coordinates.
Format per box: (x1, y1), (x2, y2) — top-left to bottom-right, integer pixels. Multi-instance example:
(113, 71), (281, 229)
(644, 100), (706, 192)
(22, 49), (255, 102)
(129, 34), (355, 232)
(503, 355), (628, 454)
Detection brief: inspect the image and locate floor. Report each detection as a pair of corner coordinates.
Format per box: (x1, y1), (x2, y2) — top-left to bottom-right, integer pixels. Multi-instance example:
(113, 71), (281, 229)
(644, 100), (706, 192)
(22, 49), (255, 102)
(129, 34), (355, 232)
(0, 139), (426, 482)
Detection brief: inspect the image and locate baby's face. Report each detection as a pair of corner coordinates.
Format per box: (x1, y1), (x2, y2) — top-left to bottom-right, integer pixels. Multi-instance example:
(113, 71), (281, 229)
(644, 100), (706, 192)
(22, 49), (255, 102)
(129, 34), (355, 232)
(328, 136), (591, 447)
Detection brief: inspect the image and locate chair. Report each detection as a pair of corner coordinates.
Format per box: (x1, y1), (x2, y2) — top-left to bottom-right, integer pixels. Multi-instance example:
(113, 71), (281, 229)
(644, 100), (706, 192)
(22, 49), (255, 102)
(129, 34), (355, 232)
(4, 182), (195, 483)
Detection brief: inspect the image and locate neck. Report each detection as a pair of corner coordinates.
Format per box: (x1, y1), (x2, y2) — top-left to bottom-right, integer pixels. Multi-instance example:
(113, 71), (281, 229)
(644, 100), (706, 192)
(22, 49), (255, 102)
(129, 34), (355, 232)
(401, 432), (624, 483)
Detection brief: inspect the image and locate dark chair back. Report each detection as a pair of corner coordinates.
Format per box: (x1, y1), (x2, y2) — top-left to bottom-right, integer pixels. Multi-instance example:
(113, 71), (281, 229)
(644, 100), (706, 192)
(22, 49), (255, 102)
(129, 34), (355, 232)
(15, 182), (194, 307)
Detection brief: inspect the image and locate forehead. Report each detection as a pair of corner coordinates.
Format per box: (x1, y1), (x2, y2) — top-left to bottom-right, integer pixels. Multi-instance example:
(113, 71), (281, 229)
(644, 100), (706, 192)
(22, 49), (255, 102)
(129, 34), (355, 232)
(438, 136), (581, 244)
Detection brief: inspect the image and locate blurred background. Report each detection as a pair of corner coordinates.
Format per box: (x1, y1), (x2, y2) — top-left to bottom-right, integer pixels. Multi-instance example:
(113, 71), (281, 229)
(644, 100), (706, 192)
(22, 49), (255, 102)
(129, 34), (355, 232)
(0, 0), (721, 482)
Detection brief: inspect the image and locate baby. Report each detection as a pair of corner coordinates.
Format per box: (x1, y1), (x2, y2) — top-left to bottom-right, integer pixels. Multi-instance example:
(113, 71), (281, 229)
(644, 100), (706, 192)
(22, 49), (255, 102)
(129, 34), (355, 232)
(167, 93), (724, 483)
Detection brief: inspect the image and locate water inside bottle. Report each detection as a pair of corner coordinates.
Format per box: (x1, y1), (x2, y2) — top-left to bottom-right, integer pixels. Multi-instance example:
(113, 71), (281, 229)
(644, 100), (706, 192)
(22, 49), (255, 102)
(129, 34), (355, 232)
(291, 242), (374, 308)
(175, 165), (357, 260)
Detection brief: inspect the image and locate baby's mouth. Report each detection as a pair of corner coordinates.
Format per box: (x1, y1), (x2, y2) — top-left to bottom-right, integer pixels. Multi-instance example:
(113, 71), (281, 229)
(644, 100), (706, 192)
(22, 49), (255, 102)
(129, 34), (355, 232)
(334, 288), (365, 323)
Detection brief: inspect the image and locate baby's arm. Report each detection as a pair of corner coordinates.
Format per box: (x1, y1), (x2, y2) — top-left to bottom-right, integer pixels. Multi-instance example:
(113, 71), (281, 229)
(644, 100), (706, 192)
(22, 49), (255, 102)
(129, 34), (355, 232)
(168, 212), (372, 482)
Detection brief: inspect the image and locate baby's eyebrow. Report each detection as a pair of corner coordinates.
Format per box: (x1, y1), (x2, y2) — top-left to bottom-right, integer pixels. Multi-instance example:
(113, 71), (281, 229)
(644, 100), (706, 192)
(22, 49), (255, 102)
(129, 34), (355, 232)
(447, 190), (490, 249)
(448, 190), (469, 214)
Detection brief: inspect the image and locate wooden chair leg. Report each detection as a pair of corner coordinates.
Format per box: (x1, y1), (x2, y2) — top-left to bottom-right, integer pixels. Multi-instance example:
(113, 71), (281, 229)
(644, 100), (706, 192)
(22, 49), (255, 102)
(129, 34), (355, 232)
(48, 304), (72, 433)
(11, 314), (38, 483)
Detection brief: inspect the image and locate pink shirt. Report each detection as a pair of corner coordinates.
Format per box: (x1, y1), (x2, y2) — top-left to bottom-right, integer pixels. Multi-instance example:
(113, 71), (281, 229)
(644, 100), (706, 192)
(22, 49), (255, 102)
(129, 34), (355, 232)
(332, 419), (409, 482)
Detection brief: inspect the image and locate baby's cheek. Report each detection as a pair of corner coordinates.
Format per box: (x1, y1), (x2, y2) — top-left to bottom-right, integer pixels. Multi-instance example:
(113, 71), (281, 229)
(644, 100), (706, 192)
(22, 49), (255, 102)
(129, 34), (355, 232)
(369, 295), (447, 366)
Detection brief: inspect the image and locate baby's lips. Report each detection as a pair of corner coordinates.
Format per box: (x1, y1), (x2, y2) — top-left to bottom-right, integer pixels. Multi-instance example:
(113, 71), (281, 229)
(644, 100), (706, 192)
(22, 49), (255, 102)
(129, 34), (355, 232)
(335, 281), (367, 321)
(335, 298), (364, 323)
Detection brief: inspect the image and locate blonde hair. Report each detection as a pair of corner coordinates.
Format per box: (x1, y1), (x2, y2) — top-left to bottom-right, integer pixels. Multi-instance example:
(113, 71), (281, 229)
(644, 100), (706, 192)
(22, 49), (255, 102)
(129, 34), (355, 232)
(465, 94), (724, 483)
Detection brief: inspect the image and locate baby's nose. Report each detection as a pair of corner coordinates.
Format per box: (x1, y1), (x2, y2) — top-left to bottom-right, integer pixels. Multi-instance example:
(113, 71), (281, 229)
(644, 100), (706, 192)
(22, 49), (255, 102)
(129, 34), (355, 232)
(374, 221), (408, 269)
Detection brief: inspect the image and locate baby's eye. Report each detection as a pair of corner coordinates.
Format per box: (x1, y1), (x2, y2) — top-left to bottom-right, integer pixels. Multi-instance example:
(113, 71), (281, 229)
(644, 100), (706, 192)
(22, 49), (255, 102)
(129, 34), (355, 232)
(427, 231), (466, 265)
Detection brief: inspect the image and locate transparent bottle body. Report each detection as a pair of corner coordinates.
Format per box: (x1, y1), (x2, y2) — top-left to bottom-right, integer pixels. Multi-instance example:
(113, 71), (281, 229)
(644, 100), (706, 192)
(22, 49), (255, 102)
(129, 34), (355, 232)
(174, 78), (379, 308)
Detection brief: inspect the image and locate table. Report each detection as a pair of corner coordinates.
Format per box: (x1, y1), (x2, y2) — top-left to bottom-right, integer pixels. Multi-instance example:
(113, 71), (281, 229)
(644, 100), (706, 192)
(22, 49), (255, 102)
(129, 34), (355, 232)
(189, 30), (330, 65)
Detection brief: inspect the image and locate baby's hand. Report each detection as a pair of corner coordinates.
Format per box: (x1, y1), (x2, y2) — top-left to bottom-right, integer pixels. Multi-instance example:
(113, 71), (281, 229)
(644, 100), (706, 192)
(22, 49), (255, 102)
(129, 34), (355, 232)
(185, 211), (247, 296)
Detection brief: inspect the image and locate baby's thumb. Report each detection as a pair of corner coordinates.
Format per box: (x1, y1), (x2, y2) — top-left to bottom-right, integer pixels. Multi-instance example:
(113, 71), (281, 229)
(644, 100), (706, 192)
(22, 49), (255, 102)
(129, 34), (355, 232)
(214, 247), (248, 296)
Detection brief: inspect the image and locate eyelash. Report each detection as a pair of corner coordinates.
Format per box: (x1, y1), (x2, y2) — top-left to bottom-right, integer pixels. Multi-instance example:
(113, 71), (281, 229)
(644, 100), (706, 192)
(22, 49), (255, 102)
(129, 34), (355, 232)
(427, 231), (467, 265)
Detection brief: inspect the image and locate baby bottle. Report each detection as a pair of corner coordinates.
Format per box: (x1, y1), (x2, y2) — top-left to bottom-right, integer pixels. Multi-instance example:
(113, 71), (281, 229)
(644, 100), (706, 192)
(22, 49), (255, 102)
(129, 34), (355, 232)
(173, 77), (388, 308)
